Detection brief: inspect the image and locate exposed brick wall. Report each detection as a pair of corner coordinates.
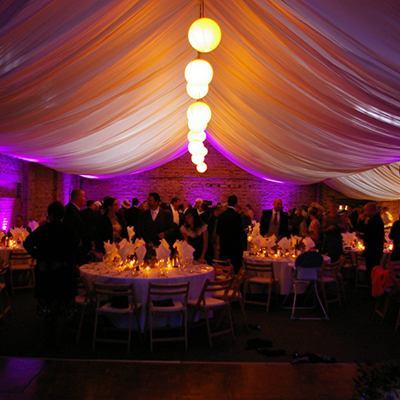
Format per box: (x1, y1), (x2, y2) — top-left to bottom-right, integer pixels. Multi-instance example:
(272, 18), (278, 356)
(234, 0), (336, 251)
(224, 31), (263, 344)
(1, 147), (399, 233)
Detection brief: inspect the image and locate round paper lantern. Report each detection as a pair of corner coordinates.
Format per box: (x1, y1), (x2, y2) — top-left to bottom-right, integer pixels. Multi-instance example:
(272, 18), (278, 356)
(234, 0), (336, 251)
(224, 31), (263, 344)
(187, 101), (212, 125)
(188, 119), (207, 132)
(187, 131), (206, 142)
(188, 18), (221, 53)
(184, 59), (213, 86)
(196, 162), (208, 173)
(188, 140), (204, 155)
(199, 146), (208, 156)
(191, 154), (205, 165)
(186, 83), (209, 100)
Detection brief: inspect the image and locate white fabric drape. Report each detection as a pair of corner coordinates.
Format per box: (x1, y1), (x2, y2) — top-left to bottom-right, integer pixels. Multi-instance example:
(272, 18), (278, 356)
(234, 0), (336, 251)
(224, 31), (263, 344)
(1, 0), (399, 198)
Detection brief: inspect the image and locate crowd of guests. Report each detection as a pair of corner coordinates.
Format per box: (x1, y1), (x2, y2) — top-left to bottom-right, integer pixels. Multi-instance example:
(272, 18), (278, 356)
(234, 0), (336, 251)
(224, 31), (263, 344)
(8, 188), (398, 346)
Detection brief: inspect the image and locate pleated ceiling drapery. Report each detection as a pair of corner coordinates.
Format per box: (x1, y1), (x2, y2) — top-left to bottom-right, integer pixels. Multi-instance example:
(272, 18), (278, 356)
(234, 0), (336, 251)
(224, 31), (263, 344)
(1, 0), (400, 199)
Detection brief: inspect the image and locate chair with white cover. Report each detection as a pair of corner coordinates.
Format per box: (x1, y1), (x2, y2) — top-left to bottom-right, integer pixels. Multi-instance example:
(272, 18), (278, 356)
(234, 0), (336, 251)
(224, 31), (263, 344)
(243, 260), (277, 313)
(92, 281), (142, 353)
(290, 251), (329, 321)
(213, 266), (248, 330)
(213, 259), (234, 280)
(8, 251), (35, 295)
(188, 277), (234, 347)
(146, 281), (190, 352)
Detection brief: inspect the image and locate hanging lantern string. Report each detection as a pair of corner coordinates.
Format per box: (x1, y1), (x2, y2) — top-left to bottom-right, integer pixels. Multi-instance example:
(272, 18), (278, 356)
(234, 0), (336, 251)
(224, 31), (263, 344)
(199, 0), (204, 18)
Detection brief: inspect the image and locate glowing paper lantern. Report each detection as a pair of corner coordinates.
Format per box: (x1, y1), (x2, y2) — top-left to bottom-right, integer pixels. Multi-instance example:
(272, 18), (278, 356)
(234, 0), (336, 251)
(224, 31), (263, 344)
(196, 162), (208, 173)
(187, 101), (212, 125)
(184, 59), (213, 86)
(188, 18), (221, 53)
(188, 120), (207, 132)
(186, 83), (209, 100)
(188, 140), (204, 155)
(199, 146), (208, 156)
(187, 131), (206, 142)
(191, 154), (205, 165)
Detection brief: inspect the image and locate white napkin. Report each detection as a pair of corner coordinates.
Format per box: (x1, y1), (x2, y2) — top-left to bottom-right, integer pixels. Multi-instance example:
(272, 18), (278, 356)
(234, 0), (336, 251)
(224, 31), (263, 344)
(304, 237), (315, 251)
(104, 241), (117, 255)
(252, 234), (265, 249)
(173, 240), (195, 260)
(135, 245), (146, 264)
(156, 239), (171, 260)
(291, 235), (303, 248)
(118, 239), (136, 261)
(133, 238), (146, 249)
(10, 227), (30, 242)
(341, 232), (356, 247)
(266, 237), (277, 251)
(28, 220), (39, 232)
(278, 237), (291, 253)
(252, 222), (260, 237)
(127, 226), (135, 242)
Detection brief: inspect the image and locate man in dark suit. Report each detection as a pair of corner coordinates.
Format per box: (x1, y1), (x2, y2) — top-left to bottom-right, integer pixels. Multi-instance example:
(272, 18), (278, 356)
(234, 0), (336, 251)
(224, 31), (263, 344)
(80, 200), (99, 240)
(260, 198), (289, 238)
(136, 192), (176, 247)
(216, 195), (244, 273)
(64, 189), (93, 265)
(357, 202), (384, 289)
(125, 198), (141, 229)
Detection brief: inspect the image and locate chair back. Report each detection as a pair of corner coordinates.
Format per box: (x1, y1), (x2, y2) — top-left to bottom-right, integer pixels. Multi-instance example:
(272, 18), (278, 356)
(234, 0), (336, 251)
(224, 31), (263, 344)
(213, 259), (234, 279)
(147, 281), (190, 306)
(320, 256), (344, 278)
(229, 267), (246, 298)
(9, 251), (33, 267)
(93, 281), (137, 310)
(198, 277), (234, 304)
(244, 260), (275, 279)
(295, 251), (324, 280)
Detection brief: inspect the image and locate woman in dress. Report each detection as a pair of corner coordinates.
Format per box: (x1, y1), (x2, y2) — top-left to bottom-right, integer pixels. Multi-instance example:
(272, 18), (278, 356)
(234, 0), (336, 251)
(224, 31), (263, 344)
(306, 206), (321, 250)
(95, 197), (127, 253)
(23, 201), (80, 346)
(180, 207), (208, 263)
(321, 201), (346, 262)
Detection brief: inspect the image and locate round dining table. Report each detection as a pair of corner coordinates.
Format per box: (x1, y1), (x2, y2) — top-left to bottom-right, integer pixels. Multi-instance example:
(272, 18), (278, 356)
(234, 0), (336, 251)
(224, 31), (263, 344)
(0, 245), (26, 267)
(243, 251), (331, 295)
(80, 262), (214, 330)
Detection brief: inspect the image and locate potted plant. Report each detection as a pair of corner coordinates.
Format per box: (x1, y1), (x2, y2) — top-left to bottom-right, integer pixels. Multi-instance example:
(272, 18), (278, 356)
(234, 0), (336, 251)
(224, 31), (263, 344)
(353, 360), (400, 399)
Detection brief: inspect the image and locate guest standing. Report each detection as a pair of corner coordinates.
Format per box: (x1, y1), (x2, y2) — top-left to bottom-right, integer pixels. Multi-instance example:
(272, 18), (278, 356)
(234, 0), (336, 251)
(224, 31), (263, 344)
(23, 201), (80, 347)
(125, 198), (140, 228)
(321, 201), (345, 263)
(357, 202), (384, 288)
(260, 198), (289, 238)
(180, 208), (208, 263)
(389, 220), (400, 262)
(95, 197), (127, 253)
(217, 195), (243, 273)
(306, 206), (321, 250)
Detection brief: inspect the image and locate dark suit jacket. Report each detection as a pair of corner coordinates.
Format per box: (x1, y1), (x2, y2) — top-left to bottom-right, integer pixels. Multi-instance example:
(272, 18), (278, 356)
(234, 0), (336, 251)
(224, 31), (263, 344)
(125, 206), (141, 228)
(357, 213), (384, 260)
(136, 208), (175, 247)
(95, 213), (128, 253)
(216, 207), (243, 272)
(260, 209), (289, 238)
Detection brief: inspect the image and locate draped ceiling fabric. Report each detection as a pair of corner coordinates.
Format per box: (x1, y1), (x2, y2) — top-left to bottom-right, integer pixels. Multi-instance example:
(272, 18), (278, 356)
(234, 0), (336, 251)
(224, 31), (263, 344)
(1, 0), (400, 200)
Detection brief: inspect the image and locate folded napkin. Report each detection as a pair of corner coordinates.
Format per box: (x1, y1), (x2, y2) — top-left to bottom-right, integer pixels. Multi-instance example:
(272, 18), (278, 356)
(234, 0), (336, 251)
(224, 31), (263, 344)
(10, 227), (30, 242)
(28, 220), (39, 232)
(291, 235), (303, 248)
(156, 238), (171, 261)
(303, 237), (315, 251)
(118, 239), (136, 261)
(341, 232), (356, 247)
(127, 226), (135, 242)
(104, 241), (118, 256)
(252, 234), (266, 249)
(252, 222), (260, 237)
(278, 237), (291, 253)
(266, 237), (277, 251)
(135, 245), (147, 264)
(173, 240), (195, 261)
(133, 238), (146, 249)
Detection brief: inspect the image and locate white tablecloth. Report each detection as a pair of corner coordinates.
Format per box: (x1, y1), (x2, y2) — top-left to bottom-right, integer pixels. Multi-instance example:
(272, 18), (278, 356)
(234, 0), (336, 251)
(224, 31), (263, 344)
(243, 252), (331, 295)
(0, 246), (25, 267)
(80, 262), (214, 330)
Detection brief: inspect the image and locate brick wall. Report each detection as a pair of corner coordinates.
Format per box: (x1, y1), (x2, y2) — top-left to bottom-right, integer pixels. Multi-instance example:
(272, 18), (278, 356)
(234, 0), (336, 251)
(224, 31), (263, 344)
(1, 146), (399, 232)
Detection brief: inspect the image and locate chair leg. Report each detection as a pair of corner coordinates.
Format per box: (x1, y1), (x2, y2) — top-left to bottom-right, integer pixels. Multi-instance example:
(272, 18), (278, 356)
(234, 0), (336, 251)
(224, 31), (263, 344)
(92, 311), (99, 351)
(127, 314), (133, 354)
(204, 308), (213, 347)
(184, 309), (188, 350)
(149, 310), (153, 352)
(227, 305), (235, 340)
(314, 282), (329, 320)
(320, 283), (329, 312)
(266, 284), (272, 313)
(76, 304), (86, 343)
(239, 298), (249, 331)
